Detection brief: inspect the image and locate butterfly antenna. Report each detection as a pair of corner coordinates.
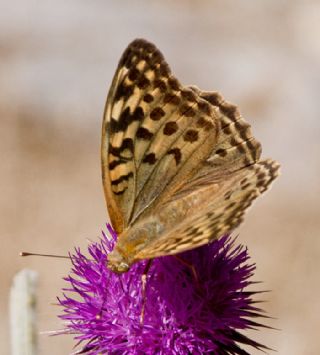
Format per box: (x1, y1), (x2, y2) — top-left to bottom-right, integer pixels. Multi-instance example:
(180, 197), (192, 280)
(20, 252), (70, 259)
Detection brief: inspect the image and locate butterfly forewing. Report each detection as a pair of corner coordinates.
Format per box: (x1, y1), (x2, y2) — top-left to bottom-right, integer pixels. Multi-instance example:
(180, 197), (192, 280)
(102, 39), (280, 269)
(102, 40), (219, 231)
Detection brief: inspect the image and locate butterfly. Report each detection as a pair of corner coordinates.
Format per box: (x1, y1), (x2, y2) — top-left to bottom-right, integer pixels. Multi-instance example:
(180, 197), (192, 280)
(102, 39), (280, 273)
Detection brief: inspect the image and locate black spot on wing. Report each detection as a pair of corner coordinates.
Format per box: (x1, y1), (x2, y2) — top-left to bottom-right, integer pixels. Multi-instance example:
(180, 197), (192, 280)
(196, 117), (214, 131)
(186, 226), (203, 238)
(113, 190), (125, 196)
(154, 79), (166, 93)
(110, 106), (145, 134)
(168, 77), (179, 91)
(143, 153), (157, 164)
(180, 104), (196, 117)
(136, 127), (153, 140)
(215, 148), (227, 157)
(136, 75), (150, 89)
(197, 101), (211, 115)
(183, 129), (199, 143)
(167, 148), (182, 165)
(163, 93), (180, 105)
(109, 159), (127, 170)
(163, 121), (178, 136)
(150, 107), (165, 121)
(109, 138), (134, 158)
(128, 68), (140, 81)
(143, 94), (154, 103)
(111, 172), (134, 186)
(181, 89), (197, 102)
(114, 82), (134, 102)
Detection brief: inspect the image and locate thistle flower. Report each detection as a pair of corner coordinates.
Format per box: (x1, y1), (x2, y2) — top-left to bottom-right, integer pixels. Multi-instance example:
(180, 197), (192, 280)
(58, 224), (270, 354)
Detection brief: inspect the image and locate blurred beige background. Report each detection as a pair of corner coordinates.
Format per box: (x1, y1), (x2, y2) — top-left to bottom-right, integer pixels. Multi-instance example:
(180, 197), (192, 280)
(1, 1), (319, 354)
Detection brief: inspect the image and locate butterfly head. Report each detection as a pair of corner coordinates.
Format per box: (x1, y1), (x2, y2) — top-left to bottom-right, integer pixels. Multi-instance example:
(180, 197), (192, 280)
(107, 249), (130, 273)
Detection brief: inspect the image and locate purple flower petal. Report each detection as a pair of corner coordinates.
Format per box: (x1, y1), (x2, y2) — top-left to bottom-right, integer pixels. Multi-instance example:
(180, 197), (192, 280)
(58, 224), (270, 354)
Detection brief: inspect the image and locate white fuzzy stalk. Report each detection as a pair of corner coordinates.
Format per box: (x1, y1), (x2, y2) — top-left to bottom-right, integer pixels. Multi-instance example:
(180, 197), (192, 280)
(10, 269), (38, 355)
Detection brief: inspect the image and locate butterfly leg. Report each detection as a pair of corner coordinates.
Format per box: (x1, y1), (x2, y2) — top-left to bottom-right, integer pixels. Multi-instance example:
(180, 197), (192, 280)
(140, 259), (153, 325)
(173, 255), (199, 286)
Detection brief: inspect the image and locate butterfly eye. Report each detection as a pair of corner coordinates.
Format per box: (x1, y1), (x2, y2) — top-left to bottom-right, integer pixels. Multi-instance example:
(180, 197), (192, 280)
(117, 262), (130, 273)
(108, 261), (129, 274)
(107, 260), (129, 273)
(107, 251), (130, 273)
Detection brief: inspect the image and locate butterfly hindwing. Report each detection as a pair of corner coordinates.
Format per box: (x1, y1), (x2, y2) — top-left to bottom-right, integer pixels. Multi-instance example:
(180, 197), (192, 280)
(134, 159), (280, 260)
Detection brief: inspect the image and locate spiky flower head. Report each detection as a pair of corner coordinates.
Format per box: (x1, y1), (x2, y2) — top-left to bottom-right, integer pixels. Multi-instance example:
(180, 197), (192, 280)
(58, 224), (269, 354)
